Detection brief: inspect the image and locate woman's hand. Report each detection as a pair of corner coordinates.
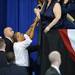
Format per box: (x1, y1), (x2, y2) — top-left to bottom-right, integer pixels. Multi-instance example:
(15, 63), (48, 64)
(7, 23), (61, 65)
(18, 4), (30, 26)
(34, 8), (41, 19)
(44, 26), (50, 33)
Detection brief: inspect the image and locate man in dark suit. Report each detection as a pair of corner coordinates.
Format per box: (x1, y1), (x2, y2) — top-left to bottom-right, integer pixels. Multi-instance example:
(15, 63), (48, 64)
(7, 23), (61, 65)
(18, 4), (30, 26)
(0, 52), (28, 75)
(0, 38), (7, 68)
(3, 27), (14, 52)
(45, 51), (61, 75)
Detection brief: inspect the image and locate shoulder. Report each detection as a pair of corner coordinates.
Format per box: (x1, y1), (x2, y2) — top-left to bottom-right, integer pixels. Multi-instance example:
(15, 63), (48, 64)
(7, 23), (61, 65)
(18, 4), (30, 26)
(13, 41), (25, 48)
(45, 68), (53, 74)
(53, 2), (61, 11)
(54, 2), (61, 7)
(14, 42), (20, 46)
(3, 38), (9, 42)
(4, 38), (12, 44)
(13, 42), (20, 49)
(45, 67), (58, 75)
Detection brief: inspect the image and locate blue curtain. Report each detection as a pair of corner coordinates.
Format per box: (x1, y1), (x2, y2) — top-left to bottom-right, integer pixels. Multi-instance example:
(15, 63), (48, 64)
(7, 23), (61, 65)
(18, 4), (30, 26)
(7, 0), (38, 45)
(0, 0), (38, 45)
(0, 1), (39, 75)
(0, 0), (7, 36)
(7, 1), (40, 75)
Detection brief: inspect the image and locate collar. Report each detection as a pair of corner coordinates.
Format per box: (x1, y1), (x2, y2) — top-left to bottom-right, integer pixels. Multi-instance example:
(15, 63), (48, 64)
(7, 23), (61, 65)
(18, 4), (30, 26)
(0, 49), (5, 52)
(6, 37), (13, 42)
(51, 64), (60, 74)
(0, 36), (2, 38)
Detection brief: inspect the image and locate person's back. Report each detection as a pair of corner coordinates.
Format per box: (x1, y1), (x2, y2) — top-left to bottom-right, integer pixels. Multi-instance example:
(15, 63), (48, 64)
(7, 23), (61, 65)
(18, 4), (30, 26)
(45, 51), (61, 75)
(0, 51), (7, 68)
(8, 63), (27, 75)
(0, 38), (7, 69)
(45, 67), (60, 75)
(0, 52), (28, 75)
(0, 63), (27, 75)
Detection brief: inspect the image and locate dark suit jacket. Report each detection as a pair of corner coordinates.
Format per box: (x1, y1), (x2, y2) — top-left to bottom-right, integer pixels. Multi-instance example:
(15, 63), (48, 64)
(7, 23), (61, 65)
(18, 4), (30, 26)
(0, 63), (28, 75)
(0, 51), (7, 68)
(3, 37), (13, 52)
(45, 67), (61, 75)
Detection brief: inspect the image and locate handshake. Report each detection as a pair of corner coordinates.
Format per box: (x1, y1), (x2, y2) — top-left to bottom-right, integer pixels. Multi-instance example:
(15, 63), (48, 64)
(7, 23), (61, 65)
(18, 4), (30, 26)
(34, 4), (41, 20)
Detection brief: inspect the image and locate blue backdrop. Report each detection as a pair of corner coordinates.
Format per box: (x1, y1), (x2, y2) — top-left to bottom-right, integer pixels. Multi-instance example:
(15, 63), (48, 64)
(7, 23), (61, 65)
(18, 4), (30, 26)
(7, 0), (39, 45)
(0, 1), (40, 75)
(0, 0), (39, 45)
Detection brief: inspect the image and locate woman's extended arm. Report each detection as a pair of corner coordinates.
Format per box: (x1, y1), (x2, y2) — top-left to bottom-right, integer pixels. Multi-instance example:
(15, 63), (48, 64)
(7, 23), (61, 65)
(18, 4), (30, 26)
(44, 3), (61, 33)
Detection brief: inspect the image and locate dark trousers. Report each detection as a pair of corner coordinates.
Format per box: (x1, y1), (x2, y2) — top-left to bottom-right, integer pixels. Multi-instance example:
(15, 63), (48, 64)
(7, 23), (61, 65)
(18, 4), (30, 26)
(25, 67), (32, 75)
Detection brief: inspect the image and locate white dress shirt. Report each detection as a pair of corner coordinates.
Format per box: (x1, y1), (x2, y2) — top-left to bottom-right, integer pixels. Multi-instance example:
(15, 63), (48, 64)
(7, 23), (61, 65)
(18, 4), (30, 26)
(51, 65), (61, 74)
(13, 34), (32, 67)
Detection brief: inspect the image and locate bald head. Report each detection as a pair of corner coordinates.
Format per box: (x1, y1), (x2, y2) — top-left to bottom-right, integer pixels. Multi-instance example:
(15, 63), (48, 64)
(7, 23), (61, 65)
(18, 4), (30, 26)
(48, 51), (61, 65)
(4, 27), (14, 38)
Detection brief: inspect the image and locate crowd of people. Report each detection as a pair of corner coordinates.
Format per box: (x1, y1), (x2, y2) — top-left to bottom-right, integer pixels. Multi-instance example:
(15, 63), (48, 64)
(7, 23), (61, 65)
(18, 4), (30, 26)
(0, 0), (75, 75)
(0, 17), (39, 75)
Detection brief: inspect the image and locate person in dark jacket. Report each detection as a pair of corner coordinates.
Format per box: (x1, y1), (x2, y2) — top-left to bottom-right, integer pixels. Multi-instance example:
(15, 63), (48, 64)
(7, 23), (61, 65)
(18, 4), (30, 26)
(45, 51), (61, 75)
(3, 27), (14, 52)
(0, 52), (28, 75)
(0, 38), (7, 68)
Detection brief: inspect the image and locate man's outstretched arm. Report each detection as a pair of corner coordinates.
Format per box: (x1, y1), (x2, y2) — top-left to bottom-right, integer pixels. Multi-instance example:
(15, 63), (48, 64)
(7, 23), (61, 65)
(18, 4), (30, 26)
(26, 17), (39, 39)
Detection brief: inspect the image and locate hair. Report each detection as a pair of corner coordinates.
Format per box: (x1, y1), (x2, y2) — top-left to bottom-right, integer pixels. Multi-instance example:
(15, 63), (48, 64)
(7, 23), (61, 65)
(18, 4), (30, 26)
(6, 52), (15, 63)
(0, 38), (5, 49)
(38, 0), (43, 4)
(13, 32), (25, 42)
(36, 4), (42, 9)
(48, 51), (61, 64)
(13, 32), (19, 42)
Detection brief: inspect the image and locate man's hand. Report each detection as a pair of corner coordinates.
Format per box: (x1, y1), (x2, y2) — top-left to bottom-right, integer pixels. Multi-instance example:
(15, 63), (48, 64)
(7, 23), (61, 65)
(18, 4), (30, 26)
(44, 26), (50, 33)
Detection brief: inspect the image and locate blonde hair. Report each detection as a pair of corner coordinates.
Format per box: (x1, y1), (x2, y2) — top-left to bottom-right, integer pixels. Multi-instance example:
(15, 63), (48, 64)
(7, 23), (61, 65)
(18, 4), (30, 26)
(13, 32), (25, 42)
(48, 51), (61, 63)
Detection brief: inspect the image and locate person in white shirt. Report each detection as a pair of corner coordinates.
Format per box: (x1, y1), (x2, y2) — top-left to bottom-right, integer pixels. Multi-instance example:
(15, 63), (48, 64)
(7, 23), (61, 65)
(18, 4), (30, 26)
(13, 17), (39, 75)
(45, 51), (62, 75)
(14, 33), (32, 67)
